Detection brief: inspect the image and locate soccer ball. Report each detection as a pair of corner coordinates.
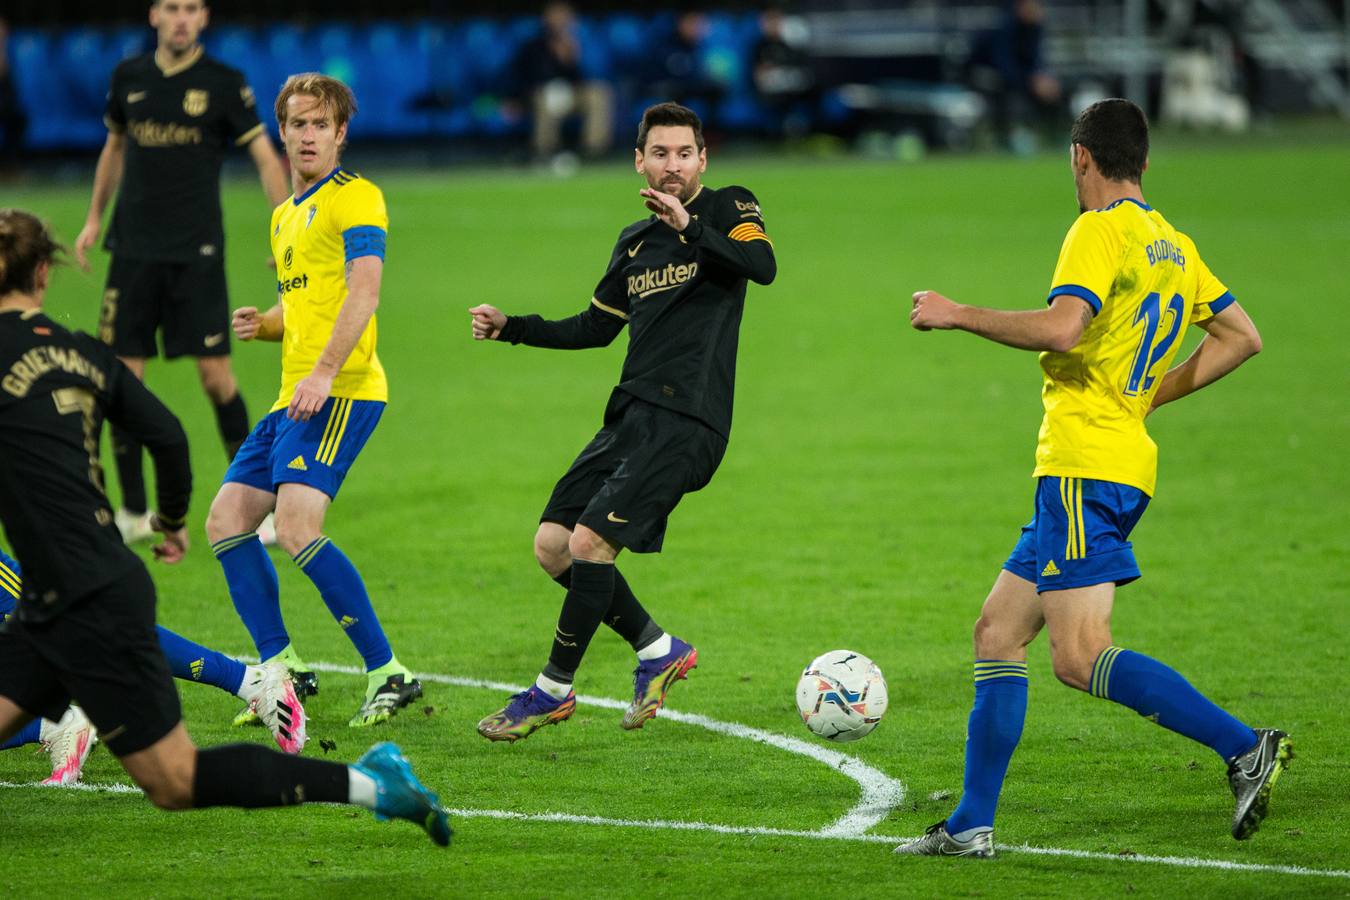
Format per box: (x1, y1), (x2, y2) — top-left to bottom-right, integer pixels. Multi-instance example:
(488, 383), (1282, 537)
(795, 650), (889, 743)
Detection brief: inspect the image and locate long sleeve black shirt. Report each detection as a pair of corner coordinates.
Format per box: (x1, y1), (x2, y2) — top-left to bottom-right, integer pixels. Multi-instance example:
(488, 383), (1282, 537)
(0, 309), (190, 621)
(498, 184), (776, 438)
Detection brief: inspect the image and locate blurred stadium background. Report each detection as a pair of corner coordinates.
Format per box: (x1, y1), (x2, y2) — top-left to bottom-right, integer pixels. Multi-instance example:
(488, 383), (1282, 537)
(2, 0), (1349, 166)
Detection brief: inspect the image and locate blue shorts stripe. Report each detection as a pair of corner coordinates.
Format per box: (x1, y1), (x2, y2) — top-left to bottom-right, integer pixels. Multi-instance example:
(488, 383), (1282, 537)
(316, 398), (344, 464)
(1003, 477), (1150, 593)
(0, 562), (20, 599)
(319, 398), (353, 465)
(223, 397), (385, 500)
(1075, 479), (1086, 559)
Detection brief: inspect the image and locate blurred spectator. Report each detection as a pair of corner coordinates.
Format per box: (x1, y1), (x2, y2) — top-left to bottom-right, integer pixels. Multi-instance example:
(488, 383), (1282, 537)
(515, 2), (613, 162)
(0, 18), (28, 170)
(966, 0), (1061, 153)
(1159, 0), (1254, 131)
(646, 12), (726, 125)
(752, 6), (816, 137)
(1160, 34), (1250, 131)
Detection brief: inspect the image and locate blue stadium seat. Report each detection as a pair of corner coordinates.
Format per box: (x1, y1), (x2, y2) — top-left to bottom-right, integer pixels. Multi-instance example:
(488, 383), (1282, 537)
(361, 23), (426, 138)
(574, 16), (613, 83)
(207, 26), (276, 115)
(11, 30), (64, 149)
(604, 14), (646, 67)
(17, 13), (819, 150)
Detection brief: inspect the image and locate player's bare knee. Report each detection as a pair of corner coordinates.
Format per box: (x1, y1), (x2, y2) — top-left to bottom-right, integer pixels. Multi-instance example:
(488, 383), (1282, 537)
(567, 526), (615, 563)
(534, 528), (571, 577)
(137, 770), (195, 811)
(205, 496), (244, 544)
(273, 517), (319, 558)
(196, 358), (237, 402)
(972, 613), (1022, 660)
(1050, 651), (1093, 692)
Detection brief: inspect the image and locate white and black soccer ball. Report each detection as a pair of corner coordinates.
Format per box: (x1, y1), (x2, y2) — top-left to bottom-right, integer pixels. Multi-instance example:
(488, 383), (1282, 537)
(795, 650), (889, 743)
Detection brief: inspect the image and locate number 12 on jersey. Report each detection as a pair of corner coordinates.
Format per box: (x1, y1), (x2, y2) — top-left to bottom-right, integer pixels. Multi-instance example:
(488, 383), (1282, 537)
(1124, 291), (1184, 397)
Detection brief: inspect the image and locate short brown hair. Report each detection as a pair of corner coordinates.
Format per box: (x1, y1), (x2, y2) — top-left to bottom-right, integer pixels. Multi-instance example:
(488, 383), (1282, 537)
(274, 73), (358, 134)
(0, 209), (63, 297)
(636, 102), (704, 152)
(1070, 99), (1149, 183)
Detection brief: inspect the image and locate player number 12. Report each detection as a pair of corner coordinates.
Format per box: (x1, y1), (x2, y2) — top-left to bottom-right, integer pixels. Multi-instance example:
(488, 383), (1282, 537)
(1124, 291), (1184, 396)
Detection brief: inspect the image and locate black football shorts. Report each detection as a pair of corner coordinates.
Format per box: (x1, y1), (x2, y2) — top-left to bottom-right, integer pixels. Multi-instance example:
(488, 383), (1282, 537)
(541, 393), (727, 553)
(99, 254), (231, 359)
(0, 564), (181, 757)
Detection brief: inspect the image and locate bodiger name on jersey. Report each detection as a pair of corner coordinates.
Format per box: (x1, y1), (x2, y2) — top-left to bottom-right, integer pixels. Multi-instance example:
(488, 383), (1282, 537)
(498, 185), (775, 438)
(0, 311), (190, 620)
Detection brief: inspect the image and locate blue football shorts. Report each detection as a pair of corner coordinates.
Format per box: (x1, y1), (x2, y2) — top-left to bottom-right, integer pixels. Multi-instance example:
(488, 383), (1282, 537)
(223, 397), (384, 499)
(1003, 476), (1151, 593)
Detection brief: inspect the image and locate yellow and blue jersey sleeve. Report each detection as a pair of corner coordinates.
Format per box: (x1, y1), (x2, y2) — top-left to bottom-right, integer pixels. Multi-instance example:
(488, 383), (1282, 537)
(329, 176), (388, 264)
(1186, 239), (1236, 324)
(1046, 213), (1121, 315)
(269, 170), (389, 412)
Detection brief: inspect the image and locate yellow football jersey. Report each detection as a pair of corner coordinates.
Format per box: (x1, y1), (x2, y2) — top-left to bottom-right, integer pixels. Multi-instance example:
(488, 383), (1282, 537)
(1034, 198), (1234, 496)
(269, 167), (388, 412)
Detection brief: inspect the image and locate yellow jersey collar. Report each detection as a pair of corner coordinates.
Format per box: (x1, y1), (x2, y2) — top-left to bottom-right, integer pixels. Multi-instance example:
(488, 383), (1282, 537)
(292, 167), (342, 206)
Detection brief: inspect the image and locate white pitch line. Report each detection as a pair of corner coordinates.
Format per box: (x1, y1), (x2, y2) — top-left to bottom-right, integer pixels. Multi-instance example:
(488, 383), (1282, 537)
(442, 809), (1350, 880)
(6, 661), (1337, 881)
(0, 780), (141, 795)
(300, 659), (906, 837)
(1, 780), (1340, 881)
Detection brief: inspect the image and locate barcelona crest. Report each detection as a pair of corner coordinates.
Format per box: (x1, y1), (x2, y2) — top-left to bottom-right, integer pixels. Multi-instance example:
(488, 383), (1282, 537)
(183, 89), (209, 116)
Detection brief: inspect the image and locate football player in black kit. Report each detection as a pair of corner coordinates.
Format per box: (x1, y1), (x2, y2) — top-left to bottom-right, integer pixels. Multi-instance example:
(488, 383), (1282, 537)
(0, 210), (449, 844)
(73, 0), (288, 545)
(470, 102), (776, 743)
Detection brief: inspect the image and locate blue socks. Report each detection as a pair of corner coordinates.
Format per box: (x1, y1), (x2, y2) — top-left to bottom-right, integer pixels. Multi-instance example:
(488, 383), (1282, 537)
(294, 537), (393, 672)
(214, 530), (395, 673)
(213, 533), (289, 661)
(947, 660), (1029, 835)
(155, 625), (247, 696)
(13, 537), (246, 697)
(1092, 646), (1258, 761)
(2, 719), (41, 749)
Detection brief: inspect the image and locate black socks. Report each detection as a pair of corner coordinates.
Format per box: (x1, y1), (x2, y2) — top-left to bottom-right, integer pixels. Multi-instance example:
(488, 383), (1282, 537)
(192, 744), (348, 808)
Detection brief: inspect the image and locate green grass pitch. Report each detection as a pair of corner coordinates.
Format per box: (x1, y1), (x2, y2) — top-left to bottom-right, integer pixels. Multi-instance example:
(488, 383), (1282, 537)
(2, 132), (1348, 897)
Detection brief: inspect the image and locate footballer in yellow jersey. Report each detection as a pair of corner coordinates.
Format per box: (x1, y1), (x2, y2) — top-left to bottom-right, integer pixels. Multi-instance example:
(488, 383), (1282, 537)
(206, 74), (422, 730)
(1033, 196), (1234, 497)
(269, 168), (388, 414)
(897, 100), (1287, 859)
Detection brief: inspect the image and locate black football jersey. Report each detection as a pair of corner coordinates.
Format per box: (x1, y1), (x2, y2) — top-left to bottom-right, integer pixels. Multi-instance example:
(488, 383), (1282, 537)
(500, 184), (776, 438)
(0, 309), (191, 621)
(103, 48), (264, 263)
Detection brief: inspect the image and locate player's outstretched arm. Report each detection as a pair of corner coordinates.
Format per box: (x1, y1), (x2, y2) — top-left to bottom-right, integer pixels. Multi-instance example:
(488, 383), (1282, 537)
(74, 132), (126, 271)
(1149, 302), (1261, 414)
(473, 301), (626, 350)
(910, 290), (1091, 352)
(289, 257), (382, 421)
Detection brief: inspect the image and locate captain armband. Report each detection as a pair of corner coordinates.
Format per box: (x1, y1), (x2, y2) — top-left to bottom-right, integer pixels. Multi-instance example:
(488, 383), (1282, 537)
(342, 225), (387, 263)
